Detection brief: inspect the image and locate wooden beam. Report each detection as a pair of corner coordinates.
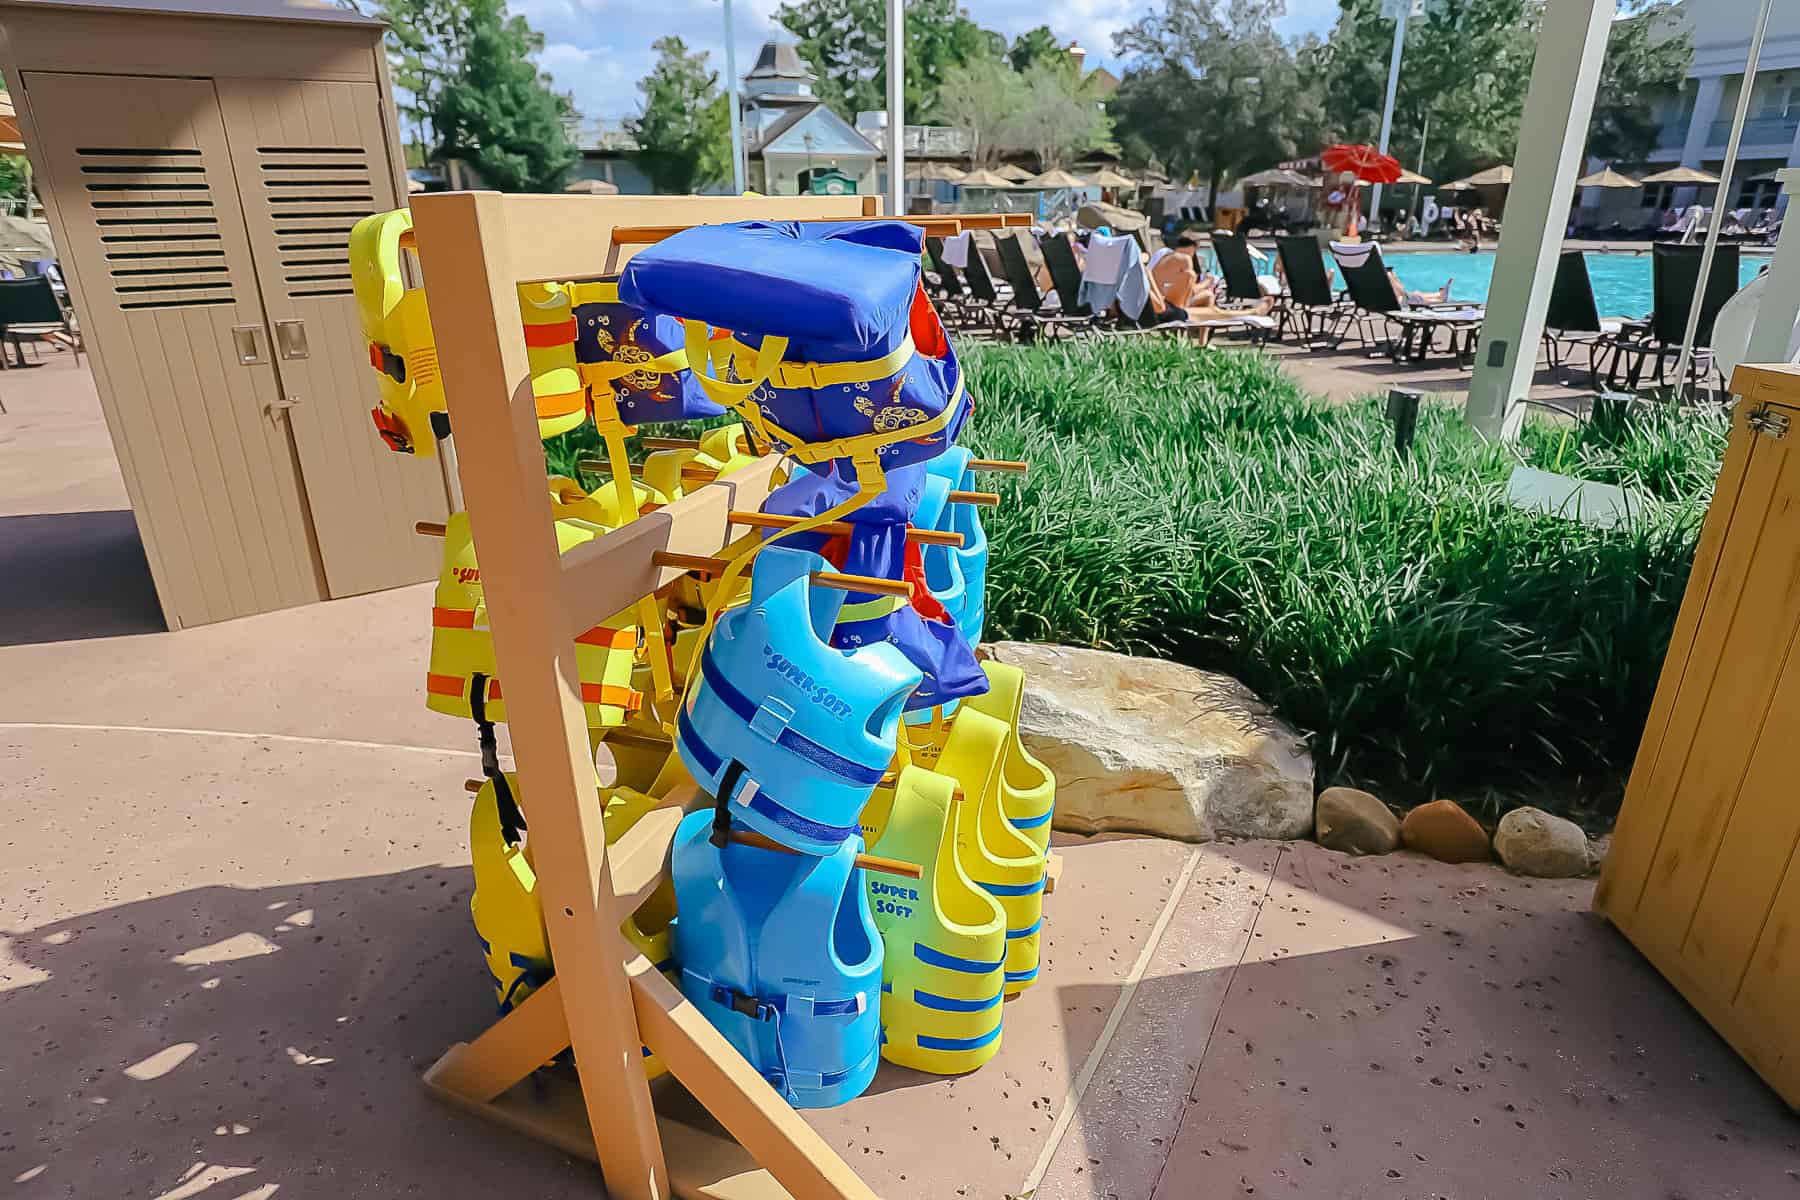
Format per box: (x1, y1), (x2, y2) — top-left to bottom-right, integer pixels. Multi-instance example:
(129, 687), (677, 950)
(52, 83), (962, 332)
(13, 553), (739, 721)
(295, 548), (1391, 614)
(629, 956), (879, 1200)
(411, 189), (669, 1200)
(730, 509), (965, 548)
(423, 976), (573, 1102)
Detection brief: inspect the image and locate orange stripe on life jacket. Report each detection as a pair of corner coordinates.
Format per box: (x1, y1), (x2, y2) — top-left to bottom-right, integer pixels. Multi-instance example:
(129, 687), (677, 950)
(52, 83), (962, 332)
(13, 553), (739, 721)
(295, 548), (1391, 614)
(575, 625), (638, 649)
(522, 317), (578, 348)
(432, 606), (478, 630)
(484, 677), (641, 711)
(535, 387), (586, 419)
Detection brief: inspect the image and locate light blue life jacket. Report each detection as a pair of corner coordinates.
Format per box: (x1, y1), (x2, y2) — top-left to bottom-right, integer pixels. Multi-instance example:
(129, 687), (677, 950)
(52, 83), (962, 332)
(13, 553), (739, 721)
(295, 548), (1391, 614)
(670, 808), (883, 1108)
(676, 545), (922, 854)
(925, 447), (987, 646)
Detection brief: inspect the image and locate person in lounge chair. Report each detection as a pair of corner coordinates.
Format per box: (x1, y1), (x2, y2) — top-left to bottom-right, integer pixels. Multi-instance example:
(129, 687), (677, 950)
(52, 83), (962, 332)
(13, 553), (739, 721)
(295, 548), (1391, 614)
(1150, 235), (1273, 322)
(1329, 239), (1452, 306)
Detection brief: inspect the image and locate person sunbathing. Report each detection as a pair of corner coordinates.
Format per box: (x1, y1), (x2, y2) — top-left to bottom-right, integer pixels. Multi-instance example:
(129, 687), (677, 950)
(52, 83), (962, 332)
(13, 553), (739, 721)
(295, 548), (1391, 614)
(1395, 273), (1454, 305)
(1150, 236), (1272, 322)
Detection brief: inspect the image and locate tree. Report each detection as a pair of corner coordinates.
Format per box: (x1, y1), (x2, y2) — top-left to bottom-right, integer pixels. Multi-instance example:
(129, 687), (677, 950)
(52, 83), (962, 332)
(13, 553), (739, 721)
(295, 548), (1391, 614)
(1008, 25), (1064, 73)
(1311, 0), (1539, 184)
(1112, 0), (1324, 203)
(774, 0), (1004, 121)
(936, 57), (1028, 166)
(628, 36), (732, 194)
(1008, 62), (1112, 169)
(1589, 1), (1692, 164)
(432, 0), (577, 191)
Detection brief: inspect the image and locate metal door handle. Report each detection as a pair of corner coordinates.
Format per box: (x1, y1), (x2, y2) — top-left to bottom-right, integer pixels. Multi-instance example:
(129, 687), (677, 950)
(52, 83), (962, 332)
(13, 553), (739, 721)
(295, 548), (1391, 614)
(232, 324), (266, 366)
(274, 319), (309, 361)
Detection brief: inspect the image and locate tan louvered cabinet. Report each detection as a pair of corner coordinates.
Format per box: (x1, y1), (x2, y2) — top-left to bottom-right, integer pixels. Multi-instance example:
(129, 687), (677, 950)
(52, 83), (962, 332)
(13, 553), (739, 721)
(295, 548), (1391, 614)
(1597, 363), (1800, 1108)
(0, 0), (444, 628)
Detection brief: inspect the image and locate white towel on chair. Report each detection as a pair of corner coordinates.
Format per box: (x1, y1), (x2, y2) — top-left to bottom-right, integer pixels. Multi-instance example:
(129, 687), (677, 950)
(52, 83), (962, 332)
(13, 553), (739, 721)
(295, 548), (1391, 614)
(1081, 234), (1133, 286)
(941, 231), (973, 268)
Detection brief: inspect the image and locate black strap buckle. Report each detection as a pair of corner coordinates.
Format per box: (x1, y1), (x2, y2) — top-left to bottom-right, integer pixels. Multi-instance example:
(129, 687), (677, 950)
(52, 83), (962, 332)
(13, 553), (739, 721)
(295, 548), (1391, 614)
(469, 672), (524, 844)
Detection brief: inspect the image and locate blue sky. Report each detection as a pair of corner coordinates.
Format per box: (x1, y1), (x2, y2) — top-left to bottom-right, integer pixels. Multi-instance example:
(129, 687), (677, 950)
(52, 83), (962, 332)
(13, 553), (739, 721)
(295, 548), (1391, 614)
(523, 0), (1343, 122)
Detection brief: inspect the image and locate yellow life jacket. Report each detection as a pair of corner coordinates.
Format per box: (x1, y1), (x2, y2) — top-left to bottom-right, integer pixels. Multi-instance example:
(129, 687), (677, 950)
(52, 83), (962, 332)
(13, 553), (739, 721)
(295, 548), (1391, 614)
(468, 771), (676, 1078)
(427, 511), (640, 729)
(349, 209), (444, 456)
(861, 766), (1006, 1073)
(517, 281), (589, 441)
(934, 707), (1047, 996)
(639, 423), (760, 501)
(958, 662), (1056, 853)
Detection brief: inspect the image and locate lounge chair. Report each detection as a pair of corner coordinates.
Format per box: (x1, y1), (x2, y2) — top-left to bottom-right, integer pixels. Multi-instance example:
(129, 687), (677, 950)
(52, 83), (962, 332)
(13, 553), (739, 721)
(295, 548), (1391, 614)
(1604, 243), (1740, 397)
(1541, 250), (1624, 384)
(1211, 231), (1290, 339)
(1275, 236), (1353, 346)
(993, 232), (1091, 343)
(0, 275), (80, 368)
(1038, 233), (1095, 320)
(1333, 243), (1483, 365)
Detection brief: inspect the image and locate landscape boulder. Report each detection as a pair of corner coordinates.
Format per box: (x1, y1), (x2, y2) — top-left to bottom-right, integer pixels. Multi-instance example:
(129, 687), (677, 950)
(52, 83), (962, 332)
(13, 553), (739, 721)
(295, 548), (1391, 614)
(984, 642), (1314, 842)
(1399, 799), (1491, 864)
(1494, 806), (1592, 878)
(1314, 787), (1401, 855)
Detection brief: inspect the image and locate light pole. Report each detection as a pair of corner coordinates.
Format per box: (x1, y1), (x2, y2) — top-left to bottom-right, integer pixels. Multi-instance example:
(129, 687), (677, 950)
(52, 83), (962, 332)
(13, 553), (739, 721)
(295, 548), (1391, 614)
(722, 0), (746, 194)
(886, 0), (904, 216)
(1370, 0), (1417, 228)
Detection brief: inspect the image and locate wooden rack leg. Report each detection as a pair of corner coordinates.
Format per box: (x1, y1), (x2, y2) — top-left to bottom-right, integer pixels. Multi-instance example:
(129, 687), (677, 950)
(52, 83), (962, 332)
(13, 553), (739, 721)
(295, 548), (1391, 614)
(425, 976), (572, 1102)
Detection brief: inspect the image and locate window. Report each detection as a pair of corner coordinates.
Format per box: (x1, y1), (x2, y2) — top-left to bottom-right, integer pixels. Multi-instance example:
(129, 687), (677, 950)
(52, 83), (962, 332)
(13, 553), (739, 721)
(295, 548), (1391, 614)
(1646, 183), (1676, 210)
(1737, 179), (1779, 209)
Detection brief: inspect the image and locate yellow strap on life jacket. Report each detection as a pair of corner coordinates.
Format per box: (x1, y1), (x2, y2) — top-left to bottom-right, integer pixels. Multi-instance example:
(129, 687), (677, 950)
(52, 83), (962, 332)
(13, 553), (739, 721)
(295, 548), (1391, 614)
(578, 346), (691, 389)
(727, 333), (916, 391)
(838, 594), (905, 623)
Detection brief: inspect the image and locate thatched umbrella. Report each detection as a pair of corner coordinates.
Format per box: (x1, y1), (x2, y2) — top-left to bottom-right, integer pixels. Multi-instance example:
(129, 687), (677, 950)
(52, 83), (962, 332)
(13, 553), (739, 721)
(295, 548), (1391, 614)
(1639, 165), (1721, 186)
(994, 163), (1034, 182)
(916, 162), (967, 182)
(564, 178), (621, 194)
(1576, 167), (1640, 189)
(959, 169), (1017, 188)
(1023, 168), (1088, 189)
(1085, 167), (1137, 188)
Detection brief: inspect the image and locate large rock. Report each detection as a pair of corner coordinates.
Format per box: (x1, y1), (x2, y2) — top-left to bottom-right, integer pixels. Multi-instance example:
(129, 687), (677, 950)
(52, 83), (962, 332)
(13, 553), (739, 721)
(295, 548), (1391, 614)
(1400, 799), (1491, 864)
(1315, 786), (1400, 855)
(1494, 806), (1592, 878)
(984, 642), (1313, 842)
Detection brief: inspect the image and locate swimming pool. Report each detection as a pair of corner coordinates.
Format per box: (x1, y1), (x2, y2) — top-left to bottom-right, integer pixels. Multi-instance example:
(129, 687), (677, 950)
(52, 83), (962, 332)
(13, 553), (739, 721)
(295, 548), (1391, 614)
(1382, 250), (1765, 318)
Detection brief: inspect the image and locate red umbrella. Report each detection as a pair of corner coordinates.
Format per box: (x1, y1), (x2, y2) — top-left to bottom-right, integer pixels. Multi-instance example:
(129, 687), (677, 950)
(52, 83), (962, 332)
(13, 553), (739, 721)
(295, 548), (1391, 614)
(1321, 143), (1404, 184)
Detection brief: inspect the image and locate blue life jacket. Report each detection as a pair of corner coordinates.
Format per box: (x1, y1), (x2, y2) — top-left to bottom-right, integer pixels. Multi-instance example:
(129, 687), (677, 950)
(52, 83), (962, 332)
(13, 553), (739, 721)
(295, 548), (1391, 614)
(617, 221), (970, 481)
(570, 279), (723, 425)
(676, 545), (921, 854)
(762, 464), (987, 713)
(925, 447), (988, 646)
(670, 808), (883, 1108)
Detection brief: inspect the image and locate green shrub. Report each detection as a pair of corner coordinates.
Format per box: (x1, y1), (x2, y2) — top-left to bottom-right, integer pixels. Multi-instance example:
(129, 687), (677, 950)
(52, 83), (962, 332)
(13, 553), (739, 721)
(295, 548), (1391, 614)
(958, 339), (1728, 820)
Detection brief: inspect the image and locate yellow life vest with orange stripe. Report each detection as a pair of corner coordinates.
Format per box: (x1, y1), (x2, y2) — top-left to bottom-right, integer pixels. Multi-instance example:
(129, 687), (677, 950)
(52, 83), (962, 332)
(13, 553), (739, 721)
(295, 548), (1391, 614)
(427, 511), (640, 728)
(517, 281), (588, 440)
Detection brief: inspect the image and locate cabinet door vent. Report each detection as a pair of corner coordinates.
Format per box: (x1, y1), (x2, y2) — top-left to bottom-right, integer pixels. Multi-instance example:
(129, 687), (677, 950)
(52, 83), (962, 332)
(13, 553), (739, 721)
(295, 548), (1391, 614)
(255, 146), (376, 299)
(77, 146), (234, 310)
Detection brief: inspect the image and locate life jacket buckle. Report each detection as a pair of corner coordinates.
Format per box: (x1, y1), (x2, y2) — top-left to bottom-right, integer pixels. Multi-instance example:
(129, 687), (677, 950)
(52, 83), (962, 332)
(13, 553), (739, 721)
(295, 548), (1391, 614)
(748, 698), (797, 744)
(711, 983), (777, 1021)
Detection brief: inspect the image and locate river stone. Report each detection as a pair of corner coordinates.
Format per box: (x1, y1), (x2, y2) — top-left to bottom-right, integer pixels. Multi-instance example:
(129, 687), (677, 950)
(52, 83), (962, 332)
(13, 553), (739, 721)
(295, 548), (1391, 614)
(1494, 806), (1592, 878)
(983, 642), (1314, 842)
(1315, 787), (1401, 855)
(1399, 799), (1491, 864)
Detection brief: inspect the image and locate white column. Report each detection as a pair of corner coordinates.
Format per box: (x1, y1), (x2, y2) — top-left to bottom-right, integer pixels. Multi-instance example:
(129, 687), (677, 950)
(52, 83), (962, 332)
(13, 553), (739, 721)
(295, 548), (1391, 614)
(1466, 0), (1616, 440)
(886, 0), (904, 217)
(722, 0), (746, 195)
(1747, 167), (1800, 363)
(1681, 75), (1726, 167)
(1370, 3), (1408, 226)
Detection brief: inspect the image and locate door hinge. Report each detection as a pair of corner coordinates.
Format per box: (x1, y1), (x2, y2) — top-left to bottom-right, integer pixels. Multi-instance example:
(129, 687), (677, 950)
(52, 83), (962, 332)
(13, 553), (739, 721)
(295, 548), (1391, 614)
(1748, 406), (1791, 441)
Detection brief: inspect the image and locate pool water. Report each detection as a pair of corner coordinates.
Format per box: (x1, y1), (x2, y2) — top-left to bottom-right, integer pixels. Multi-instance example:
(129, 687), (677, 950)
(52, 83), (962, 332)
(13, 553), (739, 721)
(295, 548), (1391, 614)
(1383, 250), (1764, 319)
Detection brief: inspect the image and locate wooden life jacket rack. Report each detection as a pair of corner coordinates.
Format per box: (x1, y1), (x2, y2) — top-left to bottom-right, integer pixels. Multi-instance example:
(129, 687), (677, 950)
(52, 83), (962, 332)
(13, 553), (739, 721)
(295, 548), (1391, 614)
(406, 191), (1039, 1200)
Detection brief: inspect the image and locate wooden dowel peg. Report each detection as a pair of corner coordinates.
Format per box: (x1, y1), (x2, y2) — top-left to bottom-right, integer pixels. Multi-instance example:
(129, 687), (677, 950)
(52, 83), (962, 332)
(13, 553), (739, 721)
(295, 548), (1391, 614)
(729, 827), (922, 880)
(650, 551), (913, 599)
(465, 777), (485, 793)
(729, 510), (964, 548)
(416, 520), (448, 536)
(969, 458), (1029, 474)
(639, 436), (702, 450)
(575, 453), (720, 484)
(947, 490), (1000, 507)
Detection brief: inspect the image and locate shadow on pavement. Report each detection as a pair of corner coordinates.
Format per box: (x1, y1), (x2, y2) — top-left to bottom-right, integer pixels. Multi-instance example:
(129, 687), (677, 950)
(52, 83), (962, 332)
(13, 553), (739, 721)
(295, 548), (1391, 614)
(0, 509), (163, 645)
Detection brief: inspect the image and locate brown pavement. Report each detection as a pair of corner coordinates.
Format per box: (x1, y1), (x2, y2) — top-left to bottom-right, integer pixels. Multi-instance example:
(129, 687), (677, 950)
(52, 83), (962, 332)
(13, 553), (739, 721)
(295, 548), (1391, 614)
(5, 357), (1799, 1200)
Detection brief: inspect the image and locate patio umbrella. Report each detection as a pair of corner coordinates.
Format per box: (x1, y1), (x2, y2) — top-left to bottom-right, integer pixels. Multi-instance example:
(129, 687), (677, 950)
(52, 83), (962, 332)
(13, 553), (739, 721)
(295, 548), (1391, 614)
(1086, 167), (1137, 188)
(994, 163), (1034, 182)
(1444, 164), (1514, 189)
(1576, 167), (1640, 189)
(1394, 168), (1431, 185)
(917, 162), (967, 182)
(564, 178), (620, 194)
(1640, 165), (1721, 186)
(959, 169), (1017, 188)
(1024, 169), (1087, 189)
(1320, 143), (1403, 184)
(1239, 167), (1316, 188)
(0, 93), (21, 152)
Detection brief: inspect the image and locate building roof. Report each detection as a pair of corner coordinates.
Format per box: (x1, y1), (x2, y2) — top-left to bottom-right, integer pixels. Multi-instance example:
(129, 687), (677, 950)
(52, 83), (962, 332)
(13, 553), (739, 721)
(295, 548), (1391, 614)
(747, 40), (813, 80)
(1086, 66), (1120, 98)
(750, 101), (878, 157)
(0, 0), (381, 24)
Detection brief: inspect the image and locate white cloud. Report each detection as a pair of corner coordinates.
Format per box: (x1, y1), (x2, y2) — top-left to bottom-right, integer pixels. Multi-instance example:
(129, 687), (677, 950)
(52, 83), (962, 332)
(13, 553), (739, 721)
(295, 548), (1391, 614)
(515, 0), (1340, 120)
